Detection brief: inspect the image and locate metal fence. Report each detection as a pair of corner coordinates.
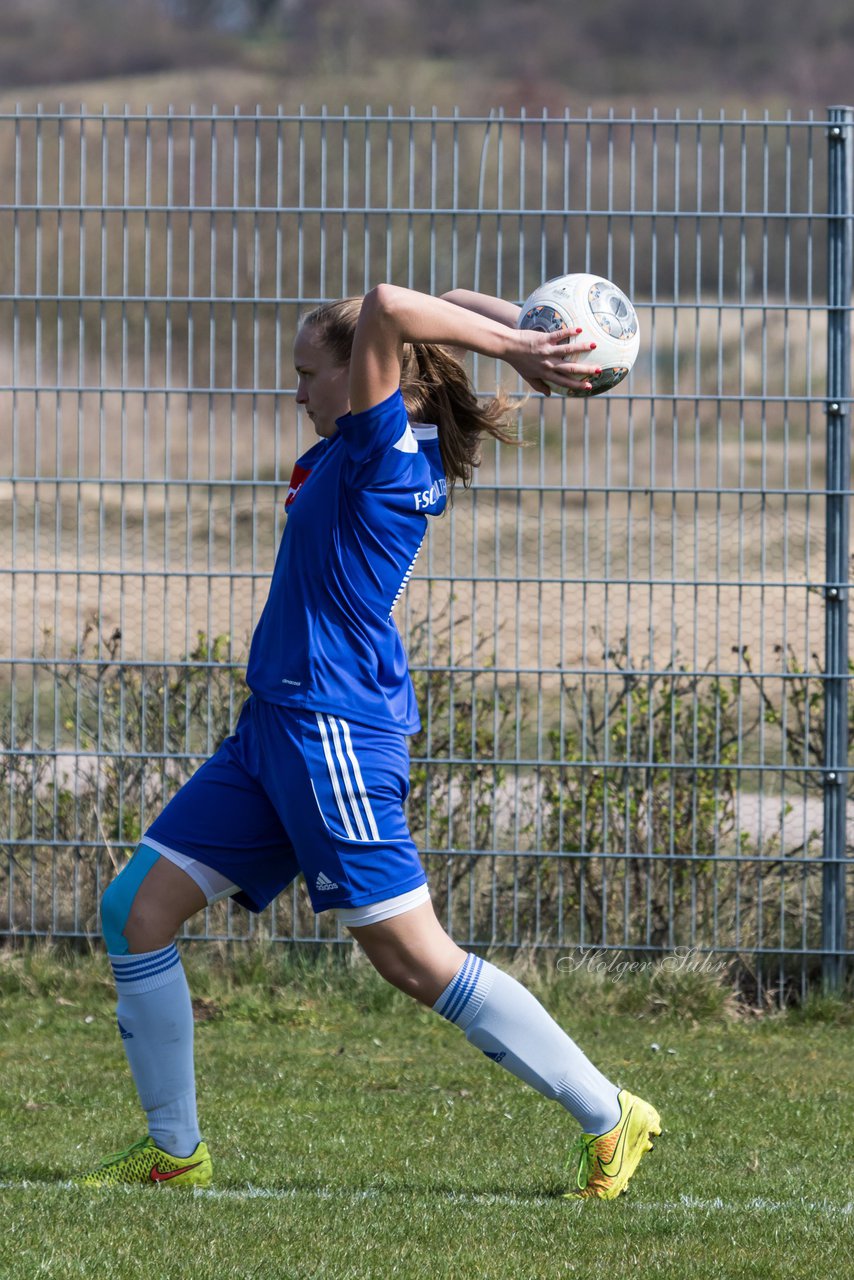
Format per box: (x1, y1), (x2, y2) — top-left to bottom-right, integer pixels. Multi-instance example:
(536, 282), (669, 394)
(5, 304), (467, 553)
(1, 104), (851, 994)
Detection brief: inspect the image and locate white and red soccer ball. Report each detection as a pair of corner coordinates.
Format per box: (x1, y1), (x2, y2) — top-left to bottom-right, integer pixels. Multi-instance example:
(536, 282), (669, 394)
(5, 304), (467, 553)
(517, 273), (640, 397)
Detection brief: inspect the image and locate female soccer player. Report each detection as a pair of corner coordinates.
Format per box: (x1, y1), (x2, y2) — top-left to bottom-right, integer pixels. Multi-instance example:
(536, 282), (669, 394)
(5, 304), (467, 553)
(79, 284), (660, 1199)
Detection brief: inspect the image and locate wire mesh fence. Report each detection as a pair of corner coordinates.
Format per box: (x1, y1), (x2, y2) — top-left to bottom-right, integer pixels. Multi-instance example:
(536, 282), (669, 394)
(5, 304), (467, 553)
(1, 104), (851, 995)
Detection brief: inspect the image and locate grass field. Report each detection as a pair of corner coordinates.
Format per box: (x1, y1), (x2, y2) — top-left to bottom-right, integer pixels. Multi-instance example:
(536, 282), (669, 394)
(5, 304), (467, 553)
(0, 945), (851, 1280)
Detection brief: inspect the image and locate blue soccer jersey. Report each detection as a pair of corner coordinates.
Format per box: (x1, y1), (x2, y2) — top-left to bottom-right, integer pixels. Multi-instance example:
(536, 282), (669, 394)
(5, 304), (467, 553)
(245, 388), (447, 733)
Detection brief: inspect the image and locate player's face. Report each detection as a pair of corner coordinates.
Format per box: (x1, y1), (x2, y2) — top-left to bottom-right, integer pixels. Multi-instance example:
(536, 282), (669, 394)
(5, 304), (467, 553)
(293, 326), (351, 438)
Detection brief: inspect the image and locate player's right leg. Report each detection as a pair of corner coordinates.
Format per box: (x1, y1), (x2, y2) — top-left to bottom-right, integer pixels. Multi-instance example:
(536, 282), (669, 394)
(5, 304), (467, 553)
(77, 848), (227, 1188)
(77, 699), (299, 1188)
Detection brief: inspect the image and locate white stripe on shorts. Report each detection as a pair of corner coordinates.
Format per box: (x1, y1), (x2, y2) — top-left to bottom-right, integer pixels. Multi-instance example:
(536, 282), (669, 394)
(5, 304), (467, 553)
(315, 713), (382, 843)
(315, 713), (357, 839)
(327, 716), (370, 841)
(337, 717), (381, 840)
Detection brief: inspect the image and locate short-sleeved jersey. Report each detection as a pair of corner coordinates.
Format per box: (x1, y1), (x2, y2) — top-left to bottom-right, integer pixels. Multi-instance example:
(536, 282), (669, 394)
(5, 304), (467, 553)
(245, 389), (447, 733)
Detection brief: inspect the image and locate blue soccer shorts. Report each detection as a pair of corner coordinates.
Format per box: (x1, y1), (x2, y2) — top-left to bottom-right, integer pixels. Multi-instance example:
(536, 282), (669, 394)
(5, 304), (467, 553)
(144, 697), (428, 914)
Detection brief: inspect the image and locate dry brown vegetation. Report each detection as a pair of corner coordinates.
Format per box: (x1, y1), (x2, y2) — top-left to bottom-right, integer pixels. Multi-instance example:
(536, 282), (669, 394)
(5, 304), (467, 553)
(0, 71), (830, 672)
(0, 0), (852, 106)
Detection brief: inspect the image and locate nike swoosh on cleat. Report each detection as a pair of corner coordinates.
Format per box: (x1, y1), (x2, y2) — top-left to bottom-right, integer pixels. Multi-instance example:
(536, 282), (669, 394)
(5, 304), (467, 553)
(599, 1104), (634, 1177)
(150, 1161), (204, 1182)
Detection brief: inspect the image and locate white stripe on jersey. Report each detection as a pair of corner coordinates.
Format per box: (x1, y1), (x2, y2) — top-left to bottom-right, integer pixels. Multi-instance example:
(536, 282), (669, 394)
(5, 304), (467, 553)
(392, 424), (418, 453)
(316, 713), (357, 839)
(389, 532), (425, 618)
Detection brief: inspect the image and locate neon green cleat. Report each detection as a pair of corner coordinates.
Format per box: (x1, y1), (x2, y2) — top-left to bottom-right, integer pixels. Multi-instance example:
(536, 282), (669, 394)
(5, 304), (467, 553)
(564, 1089), (661, 1200)
(77, 1136), (212, 1188)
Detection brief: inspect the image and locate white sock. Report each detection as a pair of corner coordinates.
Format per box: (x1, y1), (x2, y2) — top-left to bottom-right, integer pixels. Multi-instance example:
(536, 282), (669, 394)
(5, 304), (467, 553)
(433, 953), (621, 1134)
(108, 944), (202, 1158)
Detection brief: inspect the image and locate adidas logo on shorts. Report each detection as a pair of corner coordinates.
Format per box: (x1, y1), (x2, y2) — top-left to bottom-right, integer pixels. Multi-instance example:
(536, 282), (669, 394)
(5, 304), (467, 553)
(315, 871), (340, 892)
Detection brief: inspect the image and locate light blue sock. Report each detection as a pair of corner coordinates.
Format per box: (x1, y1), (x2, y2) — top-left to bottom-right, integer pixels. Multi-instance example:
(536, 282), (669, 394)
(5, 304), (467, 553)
(433, 954), (621, 1135)
(108, 944), (202, 1158)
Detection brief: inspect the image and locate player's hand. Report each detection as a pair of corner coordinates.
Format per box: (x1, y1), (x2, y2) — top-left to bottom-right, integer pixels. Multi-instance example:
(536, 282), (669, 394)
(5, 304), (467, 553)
(510, 327), (600, 395)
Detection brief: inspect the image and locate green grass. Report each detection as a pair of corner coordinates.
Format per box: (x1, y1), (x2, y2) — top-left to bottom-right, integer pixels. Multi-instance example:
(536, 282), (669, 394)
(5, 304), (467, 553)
(0, 946), (851, 1280)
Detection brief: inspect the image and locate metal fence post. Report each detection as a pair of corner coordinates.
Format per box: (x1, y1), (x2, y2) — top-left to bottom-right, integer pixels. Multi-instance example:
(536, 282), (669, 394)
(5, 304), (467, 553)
(823, 105), (854, 991)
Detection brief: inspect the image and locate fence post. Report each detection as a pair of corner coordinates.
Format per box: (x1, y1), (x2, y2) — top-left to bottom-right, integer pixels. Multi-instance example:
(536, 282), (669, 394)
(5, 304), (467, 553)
(822, 106), (853, 991)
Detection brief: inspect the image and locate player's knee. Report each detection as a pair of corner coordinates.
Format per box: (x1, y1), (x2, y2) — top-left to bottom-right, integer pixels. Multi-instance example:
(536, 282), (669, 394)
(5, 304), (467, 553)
(350, 907), (465, 1006)
(100, 872), (132, 955)
(369, 950), (413, 995)
(99, 843), (162, 955)
(360, 943), (453, 1007)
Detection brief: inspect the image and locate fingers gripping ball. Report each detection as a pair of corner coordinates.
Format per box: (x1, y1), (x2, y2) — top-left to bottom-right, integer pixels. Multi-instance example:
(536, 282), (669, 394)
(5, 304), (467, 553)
(518, 273), (640, 396)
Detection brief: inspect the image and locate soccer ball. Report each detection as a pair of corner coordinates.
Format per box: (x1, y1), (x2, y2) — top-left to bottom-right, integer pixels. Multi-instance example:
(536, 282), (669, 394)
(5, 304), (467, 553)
(517, 273), (640, 396)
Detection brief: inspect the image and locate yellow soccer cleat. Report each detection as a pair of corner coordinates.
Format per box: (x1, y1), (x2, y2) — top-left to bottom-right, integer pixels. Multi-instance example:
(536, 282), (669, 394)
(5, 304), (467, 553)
(565, 1089), (661, 1200)
(77, 1135), (212, 1188)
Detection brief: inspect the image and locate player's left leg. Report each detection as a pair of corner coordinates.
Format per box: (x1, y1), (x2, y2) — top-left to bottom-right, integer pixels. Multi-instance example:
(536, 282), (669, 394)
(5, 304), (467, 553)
(343, 895), (465, 1002)
(349, 899), (622, 1134)
(348, 899), (660, 1198)
(260, 705), (660, 1197)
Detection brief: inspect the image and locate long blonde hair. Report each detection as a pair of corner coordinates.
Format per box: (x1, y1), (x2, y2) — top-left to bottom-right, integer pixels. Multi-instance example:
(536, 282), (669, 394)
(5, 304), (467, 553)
(299, 297), (521, 494)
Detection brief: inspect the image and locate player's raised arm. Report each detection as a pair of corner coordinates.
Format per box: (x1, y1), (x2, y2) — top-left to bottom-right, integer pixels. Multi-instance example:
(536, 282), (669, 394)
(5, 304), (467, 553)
(440, 288), (522, 328)
(348, 283), (600, 410)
